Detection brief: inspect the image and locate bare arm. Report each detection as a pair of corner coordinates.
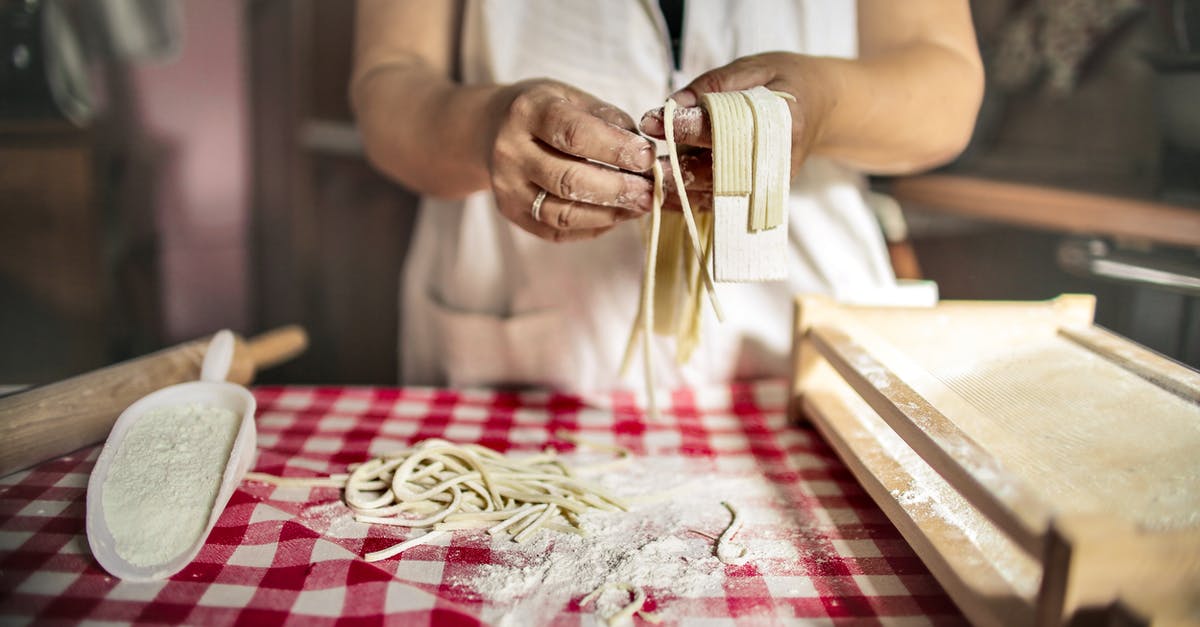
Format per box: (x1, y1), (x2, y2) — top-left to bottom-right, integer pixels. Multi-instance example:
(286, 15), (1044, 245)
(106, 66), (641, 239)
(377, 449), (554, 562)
(351, 0), (495, 197)
(353, 0), (657, 242)
(826, 0), (984, 172)
(644, 0), (984, 175)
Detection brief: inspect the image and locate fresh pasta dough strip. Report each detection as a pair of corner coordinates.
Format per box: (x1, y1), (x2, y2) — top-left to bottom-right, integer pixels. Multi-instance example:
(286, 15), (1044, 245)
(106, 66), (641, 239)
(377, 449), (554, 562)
(663, 98), (723, 322)
(741, 86), (791, 230)
(502, 473), (627, 506)
(513, 502), (559, 543)
(652, 212), (686, 335)
(363, 530), (446, 563)
(497, 490), (593, 515)
(702, 92), (754, 195)
(244, 472), (348, 488)
(621, 99), (726, 417)
(617, 165), (661, 381)
(432, 520), (495, 532)
(705, 88), (791, 282)
(744, 90), (771, 231)
(581, 582), (656, 627)
(675, 210), (713, 363)
(487, 503), (545, 536)
(542, 522), (586, 536)
(639, 160), (664, 422)
(716, 501), (750, 565)
(252, 439), (627, 561)
(443, 508), (532, 523)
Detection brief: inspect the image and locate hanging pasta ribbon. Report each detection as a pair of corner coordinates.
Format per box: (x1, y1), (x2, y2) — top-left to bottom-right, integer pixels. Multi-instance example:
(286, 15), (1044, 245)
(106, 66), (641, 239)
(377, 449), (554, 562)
(621, 88), (793, 420)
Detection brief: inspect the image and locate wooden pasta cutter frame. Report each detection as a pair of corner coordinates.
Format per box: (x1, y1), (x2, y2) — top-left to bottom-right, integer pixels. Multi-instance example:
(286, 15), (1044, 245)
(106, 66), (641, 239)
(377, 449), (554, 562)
(789, 294), (1200, 626)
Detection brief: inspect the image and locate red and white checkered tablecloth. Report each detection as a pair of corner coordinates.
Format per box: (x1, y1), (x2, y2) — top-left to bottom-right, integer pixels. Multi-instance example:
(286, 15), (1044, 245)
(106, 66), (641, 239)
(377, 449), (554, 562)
(0, 381), (964, 626)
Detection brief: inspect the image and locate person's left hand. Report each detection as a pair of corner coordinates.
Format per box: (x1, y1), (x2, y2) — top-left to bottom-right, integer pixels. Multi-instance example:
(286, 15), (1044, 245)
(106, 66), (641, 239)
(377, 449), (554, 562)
(639, 52), (831, 190)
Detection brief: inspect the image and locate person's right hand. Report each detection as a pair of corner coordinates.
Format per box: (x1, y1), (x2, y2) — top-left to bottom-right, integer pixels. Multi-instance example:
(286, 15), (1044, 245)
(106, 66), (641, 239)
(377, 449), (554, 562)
(486, 80), (657, 242)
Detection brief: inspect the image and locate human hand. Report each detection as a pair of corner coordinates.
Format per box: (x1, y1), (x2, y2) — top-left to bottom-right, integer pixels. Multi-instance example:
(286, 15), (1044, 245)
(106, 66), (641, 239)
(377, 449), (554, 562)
(486, 79), (657, 242)
(638, 107), (715, 213)
(639, 52), (830, 175)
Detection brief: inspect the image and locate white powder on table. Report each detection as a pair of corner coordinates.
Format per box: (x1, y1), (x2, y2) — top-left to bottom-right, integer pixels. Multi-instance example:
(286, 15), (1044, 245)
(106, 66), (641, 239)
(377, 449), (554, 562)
(442, 455), (793, 624)
(102, 402), (240, 567)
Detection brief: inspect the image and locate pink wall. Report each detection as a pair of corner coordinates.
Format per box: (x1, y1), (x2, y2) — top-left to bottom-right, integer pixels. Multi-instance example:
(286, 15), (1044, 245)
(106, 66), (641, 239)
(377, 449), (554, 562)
(129, 0), (249, 341)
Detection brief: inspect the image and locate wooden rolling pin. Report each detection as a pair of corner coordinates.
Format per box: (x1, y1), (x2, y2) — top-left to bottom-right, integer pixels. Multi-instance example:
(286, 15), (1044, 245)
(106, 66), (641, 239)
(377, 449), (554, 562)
(0, 326), (308, 478)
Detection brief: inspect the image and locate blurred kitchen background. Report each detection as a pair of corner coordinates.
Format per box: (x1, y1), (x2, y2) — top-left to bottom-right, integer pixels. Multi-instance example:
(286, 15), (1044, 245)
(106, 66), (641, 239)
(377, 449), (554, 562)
(1, 0), (1197, 385)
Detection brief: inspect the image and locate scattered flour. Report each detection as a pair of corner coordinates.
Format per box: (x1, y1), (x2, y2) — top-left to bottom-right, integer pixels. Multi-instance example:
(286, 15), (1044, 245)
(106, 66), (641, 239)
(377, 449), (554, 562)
(260, 450), (845, 624)
(444, 456), (776, 624)
(102, 403), (240, 566)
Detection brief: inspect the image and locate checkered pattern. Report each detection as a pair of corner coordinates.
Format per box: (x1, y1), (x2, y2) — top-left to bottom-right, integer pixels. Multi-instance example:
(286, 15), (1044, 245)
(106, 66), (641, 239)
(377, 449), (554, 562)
(0, 381), (963, 625)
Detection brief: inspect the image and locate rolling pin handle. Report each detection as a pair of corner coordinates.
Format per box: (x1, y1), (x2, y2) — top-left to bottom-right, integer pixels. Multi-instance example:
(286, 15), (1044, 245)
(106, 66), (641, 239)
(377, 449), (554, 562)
(245, 326), (309, 372)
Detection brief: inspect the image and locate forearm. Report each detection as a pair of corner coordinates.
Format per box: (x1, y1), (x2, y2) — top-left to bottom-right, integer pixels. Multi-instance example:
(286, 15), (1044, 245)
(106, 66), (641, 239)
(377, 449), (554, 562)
(797, 43), (984, 174)
(352, 61), (506, 198)
(660, 1), (984, 176)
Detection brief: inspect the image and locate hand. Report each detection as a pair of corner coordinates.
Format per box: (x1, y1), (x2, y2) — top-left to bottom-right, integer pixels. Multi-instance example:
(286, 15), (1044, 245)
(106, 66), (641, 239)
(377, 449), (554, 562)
(639, 52), (831, 175)
(638, 107), (714, 213)
(656, 150), (714, 214)
(486, 79), (657, 242)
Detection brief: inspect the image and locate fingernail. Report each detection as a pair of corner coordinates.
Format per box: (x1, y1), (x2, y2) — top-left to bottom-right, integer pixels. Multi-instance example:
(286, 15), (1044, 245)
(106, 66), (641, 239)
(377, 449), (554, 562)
(639, 110), (664, 136)
(670, 89), (698, 107)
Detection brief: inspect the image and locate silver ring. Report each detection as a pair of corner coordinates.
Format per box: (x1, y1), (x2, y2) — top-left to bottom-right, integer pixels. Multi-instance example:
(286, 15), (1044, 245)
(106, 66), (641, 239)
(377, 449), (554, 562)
(530, 189), (548, 222)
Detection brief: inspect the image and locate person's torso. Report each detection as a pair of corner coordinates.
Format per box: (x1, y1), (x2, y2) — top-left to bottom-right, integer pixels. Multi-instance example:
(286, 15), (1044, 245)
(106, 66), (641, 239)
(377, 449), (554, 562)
(402, 0), (895, 392)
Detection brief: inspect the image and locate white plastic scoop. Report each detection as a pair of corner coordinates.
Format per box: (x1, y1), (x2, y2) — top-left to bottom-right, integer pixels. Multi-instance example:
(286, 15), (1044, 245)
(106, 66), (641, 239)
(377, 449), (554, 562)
(86, 330), (258, 581)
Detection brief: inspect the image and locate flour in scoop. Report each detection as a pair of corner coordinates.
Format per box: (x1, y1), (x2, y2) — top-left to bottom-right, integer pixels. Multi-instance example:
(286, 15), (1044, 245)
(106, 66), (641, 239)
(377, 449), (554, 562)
(102, 402), (240, 566)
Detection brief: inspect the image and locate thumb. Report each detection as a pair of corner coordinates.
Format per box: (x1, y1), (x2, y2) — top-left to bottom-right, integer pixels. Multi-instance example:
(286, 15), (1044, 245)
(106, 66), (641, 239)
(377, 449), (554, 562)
(669, 57), (775, 106)
(639, 105), (711, 147)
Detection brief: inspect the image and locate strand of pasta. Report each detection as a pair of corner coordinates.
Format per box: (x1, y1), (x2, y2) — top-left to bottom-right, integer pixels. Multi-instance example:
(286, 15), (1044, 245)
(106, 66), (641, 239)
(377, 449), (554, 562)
(663, 98), (723, 321)
(580, 582), (661, 626)
(716, 501), (749, 565)
(363, 530), (446, 563)
(642, 160), (662, 422)
(675, 210), (713, 363)
(619, 104), (718, 420)
(244, 472), (348, 488)
(622, 90), (789, 416)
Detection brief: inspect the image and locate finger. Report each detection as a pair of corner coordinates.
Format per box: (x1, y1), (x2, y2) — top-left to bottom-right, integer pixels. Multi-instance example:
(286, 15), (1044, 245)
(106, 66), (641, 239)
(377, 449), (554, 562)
(563, 87), (641, 134)
(639, 106), (711, 147)
(669, 57), (775, 107)
(657, 152), (713, 197)
(535, 193), (642, 230)
(532, 99), (656, 173)
(525, 142), (653, 212)
(588, 102), (639, 133)
(510, 206), (616, 243)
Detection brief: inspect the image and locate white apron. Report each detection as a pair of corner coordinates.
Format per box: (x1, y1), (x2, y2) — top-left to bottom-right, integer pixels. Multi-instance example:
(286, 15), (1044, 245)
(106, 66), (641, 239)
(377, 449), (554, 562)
(401, 0), (897, 392)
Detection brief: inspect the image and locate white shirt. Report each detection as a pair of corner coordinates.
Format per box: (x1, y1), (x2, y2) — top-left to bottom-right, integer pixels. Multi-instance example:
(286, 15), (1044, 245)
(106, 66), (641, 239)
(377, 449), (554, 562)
(401, 0), (897, 392)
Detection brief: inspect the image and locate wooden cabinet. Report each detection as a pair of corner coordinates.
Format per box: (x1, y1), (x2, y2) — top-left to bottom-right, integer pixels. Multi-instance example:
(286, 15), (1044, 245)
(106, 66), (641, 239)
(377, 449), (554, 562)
(248, 0), (418, 384)
(0, 125), (111, 383)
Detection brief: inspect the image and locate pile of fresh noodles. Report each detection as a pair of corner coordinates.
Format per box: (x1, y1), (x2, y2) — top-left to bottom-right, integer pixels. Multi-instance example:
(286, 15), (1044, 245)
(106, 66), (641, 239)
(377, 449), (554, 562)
(253, 438), (627, 562)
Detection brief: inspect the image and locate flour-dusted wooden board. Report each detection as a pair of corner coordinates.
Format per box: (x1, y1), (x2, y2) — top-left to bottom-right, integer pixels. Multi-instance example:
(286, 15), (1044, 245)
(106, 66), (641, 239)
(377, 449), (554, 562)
(802, 360), (1040, 627)
(790, 295), (1200, 626)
